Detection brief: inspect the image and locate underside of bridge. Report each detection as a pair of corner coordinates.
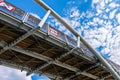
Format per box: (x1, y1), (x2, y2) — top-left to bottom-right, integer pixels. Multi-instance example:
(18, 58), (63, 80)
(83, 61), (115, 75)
(0, 19), (115, 80)
(0, 1), (120, 80)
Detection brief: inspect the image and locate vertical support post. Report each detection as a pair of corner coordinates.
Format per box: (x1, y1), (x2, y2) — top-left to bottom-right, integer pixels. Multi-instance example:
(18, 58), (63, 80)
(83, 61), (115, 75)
(65, 35), (69, 45)
(77, 36), (80, 48)
(22, 12), (29, 23)
(47, 24), (50, 35)
(38, 10), (51, 28)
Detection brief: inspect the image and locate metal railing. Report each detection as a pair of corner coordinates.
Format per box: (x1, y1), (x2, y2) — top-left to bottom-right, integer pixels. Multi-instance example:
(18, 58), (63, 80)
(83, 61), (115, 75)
(0, 1), (95, 59)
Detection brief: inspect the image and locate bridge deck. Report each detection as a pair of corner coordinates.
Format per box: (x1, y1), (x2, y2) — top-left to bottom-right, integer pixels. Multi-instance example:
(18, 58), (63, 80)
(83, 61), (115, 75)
(0, 1), (119, 80)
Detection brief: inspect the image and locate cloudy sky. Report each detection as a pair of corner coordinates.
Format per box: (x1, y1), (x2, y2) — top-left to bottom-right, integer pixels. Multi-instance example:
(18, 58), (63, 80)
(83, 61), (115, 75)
(0, 0), (120, 80)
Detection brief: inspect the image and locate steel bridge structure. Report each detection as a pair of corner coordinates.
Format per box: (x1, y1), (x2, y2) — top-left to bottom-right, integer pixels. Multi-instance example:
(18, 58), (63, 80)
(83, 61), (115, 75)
(0, 0), (120, 80)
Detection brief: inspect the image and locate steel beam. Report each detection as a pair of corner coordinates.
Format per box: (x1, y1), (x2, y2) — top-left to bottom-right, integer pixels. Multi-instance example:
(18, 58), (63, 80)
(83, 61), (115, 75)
(0, 58), (62, 79)
(0, 10), (50, 54)
(26, 47), (78, 76)
(64, 63), (100, 80)
(65, 72), (99, 80)
(34, 0), (120, 79)
(100, 74), (112, 80)
(0, 40), (99, 79)
(0, 25), (7, 33)
(0, 58), (29, 71)
(3, 44), (79, 71)
(95, 74), (112, 80)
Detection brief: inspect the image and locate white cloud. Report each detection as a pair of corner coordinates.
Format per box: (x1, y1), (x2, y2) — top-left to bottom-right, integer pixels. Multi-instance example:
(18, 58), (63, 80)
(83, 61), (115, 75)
(108, 2), (119, 8)
(0, 65), (32, 80)
(103, 14), (108, 19)
(70, 7), (80, 18)
(80, 0), (120, 65)
(48, 17), (67, 32)
(92, 0), (100, 8)
(105, 8), (110, 13)
(85, 11), (94, 18)
(116, 13), (120, 24)
(64, 18), (80, 27)
(109, 9), (117, 19)
(93, 17), (104, 25)
(67, 1), (75, 5)
(105, 0), (109, 4)
(101, 47), (110, 54)
(100, 0), (105, 8)
(84, 0), (88, 2)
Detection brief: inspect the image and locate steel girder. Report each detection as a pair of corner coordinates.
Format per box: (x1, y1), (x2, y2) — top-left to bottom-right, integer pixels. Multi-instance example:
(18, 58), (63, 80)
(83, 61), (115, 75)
(0, 40), (99, 79)
(64, 63), (100, 80)
(100, 75), (112, 80)
(27, 47), (78, 75)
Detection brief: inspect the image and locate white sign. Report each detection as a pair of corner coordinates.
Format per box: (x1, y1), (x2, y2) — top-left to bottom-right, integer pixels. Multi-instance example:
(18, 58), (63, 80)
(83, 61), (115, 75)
(0, 1), (15, 11)
(49, 27), (59, 36)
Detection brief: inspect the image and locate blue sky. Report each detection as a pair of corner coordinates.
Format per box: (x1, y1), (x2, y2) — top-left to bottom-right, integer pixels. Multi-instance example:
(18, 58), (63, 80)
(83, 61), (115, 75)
(0, 0), (120, 80)
(7, 0), (70, 17)
(31, 74), (50, 80)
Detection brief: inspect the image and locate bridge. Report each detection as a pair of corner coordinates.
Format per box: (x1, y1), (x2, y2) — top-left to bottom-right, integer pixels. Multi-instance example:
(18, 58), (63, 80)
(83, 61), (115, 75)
(0, 0), (120, 80)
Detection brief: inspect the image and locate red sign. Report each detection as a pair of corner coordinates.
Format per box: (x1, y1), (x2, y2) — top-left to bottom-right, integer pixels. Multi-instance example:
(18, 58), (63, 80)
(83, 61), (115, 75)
(0, 0), (4, 2)
(49, 27), (59, 36)
(0, 1), (15, 12)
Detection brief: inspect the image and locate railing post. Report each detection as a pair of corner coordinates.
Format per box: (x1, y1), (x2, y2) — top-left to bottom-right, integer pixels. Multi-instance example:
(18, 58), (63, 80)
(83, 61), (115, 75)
(22, 12), (29, 23)
(38, 10), (51, 28)
(65, 35), (69, 45)
(47, 24), (50, 35)
(77, 36), (80, 48)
